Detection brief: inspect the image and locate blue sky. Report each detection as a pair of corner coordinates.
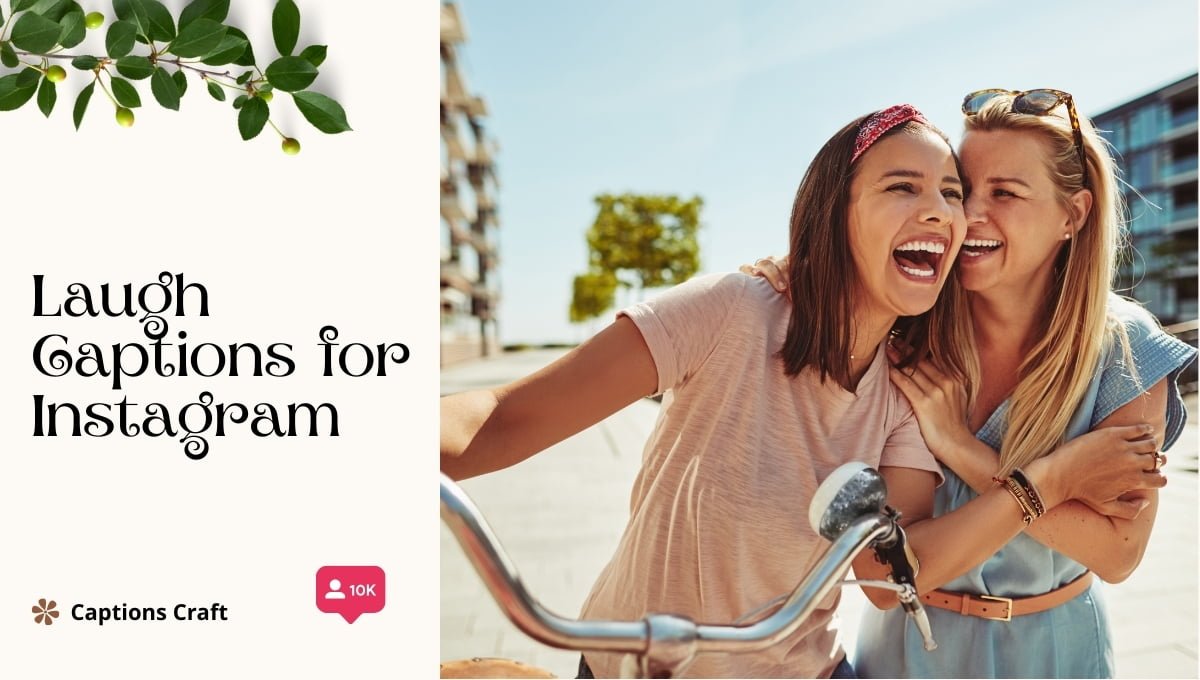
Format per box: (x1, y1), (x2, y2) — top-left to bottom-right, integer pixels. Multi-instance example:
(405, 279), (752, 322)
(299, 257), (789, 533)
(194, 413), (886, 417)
(456, 0), (1198, 345)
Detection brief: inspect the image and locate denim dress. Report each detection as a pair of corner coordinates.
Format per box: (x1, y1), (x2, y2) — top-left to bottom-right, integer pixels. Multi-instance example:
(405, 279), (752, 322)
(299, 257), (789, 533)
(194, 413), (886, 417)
(854, 296), (1197, 679)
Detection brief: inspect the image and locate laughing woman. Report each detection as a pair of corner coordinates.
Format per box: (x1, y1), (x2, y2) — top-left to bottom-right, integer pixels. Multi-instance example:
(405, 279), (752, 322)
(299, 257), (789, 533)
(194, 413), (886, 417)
(747, 89), (1196, 678)
(442, 105), (1165, 678)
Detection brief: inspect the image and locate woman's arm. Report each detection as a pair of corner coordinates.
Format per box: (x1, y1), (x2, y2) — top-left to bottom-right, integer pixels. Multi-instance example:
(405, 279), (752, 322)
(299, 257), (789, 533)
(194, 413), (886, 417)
(851, 417), (1163, 609)
(924, 379), (1168, 583)
(888, 356), (1169, 583)
(441, 316), (659, 480)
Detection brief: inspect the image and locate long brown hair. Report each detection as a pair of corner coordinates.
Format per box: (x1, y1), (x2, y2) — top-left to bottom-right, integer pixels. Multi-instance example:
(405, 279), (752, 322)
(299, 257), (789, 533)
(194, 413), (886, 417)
(780, 112), (972, 390)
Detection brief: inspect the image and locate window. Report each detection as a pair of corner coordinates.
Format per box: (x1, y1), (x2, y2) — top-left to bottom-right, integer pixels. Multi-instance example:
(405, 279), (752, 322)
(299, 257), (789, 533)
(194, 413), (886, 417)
(1128, 105), (1164, 149)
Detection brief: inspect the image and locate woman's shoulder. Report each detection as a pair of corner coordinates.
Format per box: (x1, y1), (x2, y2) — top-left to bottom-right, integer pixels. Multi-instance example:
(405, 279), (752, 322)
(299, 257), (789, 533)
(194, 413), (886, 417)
(1104, 293), (1194, 362)
(1106, 293), (1164, 337)
(654, 272), (782, 317)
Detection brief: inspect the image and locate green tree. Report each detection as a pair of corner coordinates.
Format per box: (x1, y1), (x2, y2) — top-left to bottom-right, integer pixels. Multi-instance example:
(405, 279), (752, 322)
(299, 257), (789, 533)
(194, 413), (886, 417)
(0, 0), (350, 152)
(569, 193), (703, 323)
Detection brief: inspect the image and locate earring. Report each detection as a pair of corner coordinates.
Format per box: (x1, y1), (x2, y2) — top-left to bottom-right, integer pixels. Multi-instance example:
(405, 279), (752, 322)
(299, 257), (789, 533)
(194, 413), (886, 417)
(1063, 233), (1071, 240)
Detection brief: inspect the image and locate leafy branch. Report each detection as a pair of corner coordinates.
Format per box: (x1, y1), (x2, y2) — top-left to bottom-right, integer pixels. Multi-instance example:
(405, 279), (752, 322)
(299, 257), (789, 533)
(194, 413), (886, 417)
(0, 0), (351, 154)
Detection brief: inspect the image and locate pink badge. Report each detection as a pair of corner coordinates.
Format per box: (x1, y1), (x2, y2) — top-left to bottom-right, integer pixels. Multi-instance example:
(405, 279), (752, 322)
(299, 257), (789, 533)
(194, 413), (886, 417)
(316, 566), (386, 623)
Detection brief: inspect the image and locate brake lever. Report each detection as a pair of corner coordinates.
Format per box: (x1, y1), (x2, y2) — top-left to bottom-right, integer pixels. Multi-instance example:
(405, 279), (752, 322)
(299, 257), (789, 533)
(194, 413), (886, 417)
(871, 506), (937, 651)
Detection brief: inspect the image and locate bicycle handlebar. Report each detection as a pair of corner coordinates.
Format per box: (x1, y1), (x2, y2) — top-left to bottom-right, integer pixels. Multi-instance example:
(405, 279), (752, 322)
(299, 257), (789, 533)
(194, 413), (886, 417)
(441, 472), (908, 677)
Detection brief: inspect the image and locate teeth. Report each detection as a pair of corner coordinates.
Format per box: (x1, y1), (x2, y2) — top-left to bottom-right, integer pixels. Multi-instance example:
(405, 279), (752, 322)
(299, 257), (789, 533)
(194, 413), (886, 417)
(895, 240), (946, 254)
(964, 239), (1003, 248)
(899, 264), (935, 277)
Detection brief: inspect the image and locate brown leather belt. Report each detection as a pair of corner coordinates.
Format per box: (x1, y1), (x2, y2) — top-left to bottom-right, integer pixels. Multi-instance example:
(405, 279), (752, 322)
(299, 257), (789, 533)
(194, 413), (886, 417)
(921, 571), (1094, 622)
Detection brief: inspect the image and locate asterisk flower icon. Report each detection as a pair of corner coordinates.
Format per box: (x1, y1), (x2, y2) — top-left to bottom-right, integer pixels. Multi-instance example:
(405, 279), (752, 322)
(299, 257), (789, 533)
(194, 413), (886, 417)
(32, 598), (59, 625)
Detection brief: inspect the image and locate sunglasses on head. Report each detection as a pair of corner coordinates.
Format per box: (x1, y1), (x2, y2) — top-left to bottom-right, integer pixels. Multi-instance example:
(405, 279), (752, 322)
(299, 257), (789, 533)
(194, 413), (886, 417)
(961, 89), (1090, 189)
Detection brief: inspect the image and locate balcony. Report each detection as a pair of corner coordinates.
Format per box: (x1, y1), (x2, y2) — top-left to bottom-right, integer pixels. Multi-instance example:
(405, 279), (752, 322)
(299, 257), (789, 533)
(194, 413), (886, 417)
(441, 3), (466, 44)
(1168, 203), (1198, 229)
(1170, 107), (1198, 130)
(440, 261), (475, 294)
(1164, 156), (1199, 179)
(1163, 112), (1198, 142)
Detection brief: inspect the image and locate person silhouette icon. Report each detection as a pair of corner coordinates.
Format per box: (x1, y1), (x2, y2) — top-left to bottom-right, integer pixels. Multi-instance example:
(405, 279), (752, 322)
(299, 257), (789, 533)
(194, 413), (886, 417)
(324, 578), (346, 600)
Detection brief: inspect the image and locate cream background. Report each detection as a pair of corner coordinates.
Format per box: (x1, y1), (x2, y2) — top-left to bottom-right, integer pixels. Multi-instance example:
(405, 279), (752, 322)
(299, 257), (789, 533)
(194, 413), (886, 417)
(0, 1), (436, 676)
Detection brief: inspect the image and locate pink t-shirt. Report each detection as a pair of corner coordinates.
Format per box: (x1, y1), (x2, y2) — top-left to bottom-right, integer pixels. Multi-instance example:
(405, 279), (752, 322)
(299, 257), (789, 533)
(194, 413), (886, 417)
(579, 273), (939, 678)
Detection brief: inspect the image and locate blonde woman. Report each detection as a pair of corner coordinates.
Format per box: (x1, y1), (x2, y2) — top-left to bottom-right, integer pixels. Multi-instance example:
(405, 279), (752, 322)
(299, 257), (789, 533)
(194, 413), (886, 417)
(747, 89), (1196, 677)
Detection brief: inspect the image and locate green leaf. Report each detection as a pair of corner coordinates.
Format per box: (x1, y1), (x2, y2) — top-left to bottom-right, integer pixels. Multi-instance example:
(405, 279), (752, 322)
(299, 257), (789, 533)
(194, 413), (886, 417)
(292, 90), (350, 134)
(16, 65), (39, 86)
(199, 32), (245, 65)
(231, 26), (254, 66)
(115, 55), (153, 79)
(178, 0), (227, 29)
(58, 7), (85, 48)
(235, 70), (252, 85)
(10, 0), (36, 11)
(298, 44), (326, 67)
(237, 95), (268, 139)
(142, 0), (173, 41)
(168, 17), (224, 58)
(172, 69), (186, 97)
(0, 71), (38, 110)
(29, 0), (68, 20)
(113, 0), (150, 40)
(36, 74), (55, 116)
(11, 12), (63, 52)
(105, 20), (137, 58)
(149, 66), (178, 110)
(0, 42), (17, 69)
(271, 0), (299, 56)
(264, 56), (316, 92)
(70, 54), (98, 70)
(110, 75), (141, 107)
(205, 79), (224, 101)
(72, 79), (93, 128)
(231, 92), (246, 108)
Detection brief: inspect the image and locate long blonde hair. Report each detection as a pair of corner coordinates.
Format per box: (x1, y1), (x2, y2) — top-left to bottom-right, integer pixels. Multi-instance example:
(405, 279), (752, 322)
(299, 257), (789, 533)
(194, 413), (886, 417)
(952, 95), (1132, 475)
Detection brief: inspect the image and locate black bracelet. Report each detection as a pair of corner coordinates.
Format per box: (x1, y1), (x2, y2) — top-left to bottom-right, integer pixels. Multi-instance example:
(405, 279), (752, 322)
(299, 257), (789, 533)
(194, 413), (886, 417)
(1010, 468), (1046, 517)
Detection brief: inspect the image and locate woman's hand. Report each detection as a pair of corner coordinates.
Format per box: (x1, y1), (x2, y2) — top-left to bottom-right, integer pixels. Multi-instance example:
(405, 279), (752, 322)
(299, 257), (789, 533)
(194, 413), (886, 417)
(886, 350), (974, 462)
(1030, 424), (1166, 517)
(738, 255), (790, 297)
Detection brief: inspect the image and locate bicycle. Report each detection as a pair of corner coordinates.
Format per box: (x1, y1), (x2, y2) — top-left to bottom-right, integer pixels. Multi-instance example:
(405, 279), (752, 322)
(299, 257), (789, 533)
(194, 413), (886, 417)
(440, 461), (937, 678)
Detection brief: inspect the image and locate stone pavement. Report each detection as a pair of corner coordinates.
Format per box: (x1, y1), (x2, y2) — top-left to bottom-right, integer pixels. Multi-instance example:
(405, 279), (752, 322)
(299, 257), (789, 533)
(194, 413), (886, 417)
(441, 349), (1198, 679)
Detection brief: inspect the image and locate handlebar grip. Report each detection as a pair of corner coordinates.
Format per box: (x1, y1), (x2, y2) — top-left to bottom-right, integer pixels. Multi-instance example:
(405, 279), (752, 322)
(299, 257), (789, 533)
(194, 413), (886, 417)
(907, 602), (938, 651)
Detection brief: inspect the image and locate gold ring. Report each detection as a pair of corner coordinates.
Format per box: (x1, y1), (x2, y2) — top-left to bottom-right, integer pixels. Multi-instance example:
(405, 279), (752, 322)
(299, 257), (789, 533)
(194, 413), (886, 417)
(1154, 452), (1165, 471)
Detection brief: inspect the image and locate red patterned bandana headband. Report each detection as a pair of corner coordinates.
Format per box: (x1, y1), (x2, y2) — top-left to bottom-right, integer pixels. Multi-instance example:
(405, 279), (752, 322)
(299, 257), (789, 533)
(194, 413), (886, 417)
(851, 104), (929, 163)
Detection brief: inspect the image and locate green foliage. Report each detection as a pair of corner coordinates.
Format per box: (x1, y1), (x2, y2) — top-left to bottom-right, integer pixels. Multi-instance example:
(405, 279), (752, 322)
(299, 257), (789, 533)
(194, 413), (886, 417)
(292, 90), (350, 133)
(569, 271), (618, 324)
(271, 0), (298, 56)
(178, 0), (226, 29)
(569, 193), (704, 323)
(12, 12), (60, 51)
(71, 78), (91, 127)
(109, 75), (139, 107)
(114, 54), (151, 78)
(35, 70), (53, 114)
(237, 94), (266, 139)
(264, 55), (315, 92)
(0, 0), (349, 153)
(149, 66), (177, 109)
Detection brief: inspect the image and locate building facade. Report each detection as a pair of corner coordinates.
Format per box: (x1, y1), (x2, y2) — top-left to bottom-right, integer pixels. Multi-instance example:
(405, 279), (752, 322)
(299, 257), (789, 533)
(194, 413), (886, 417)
(1094, 74), (1198, 325)
(441, 2), (500, 366)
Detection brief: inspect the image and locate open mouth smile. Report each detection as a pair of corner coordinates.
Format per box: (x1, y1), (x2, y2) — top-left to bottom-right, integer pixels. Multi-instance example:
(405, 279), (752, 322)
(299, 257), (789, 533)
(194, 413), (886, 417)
(892, 239), (947, 281)
(960, 238), (1004, 260)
